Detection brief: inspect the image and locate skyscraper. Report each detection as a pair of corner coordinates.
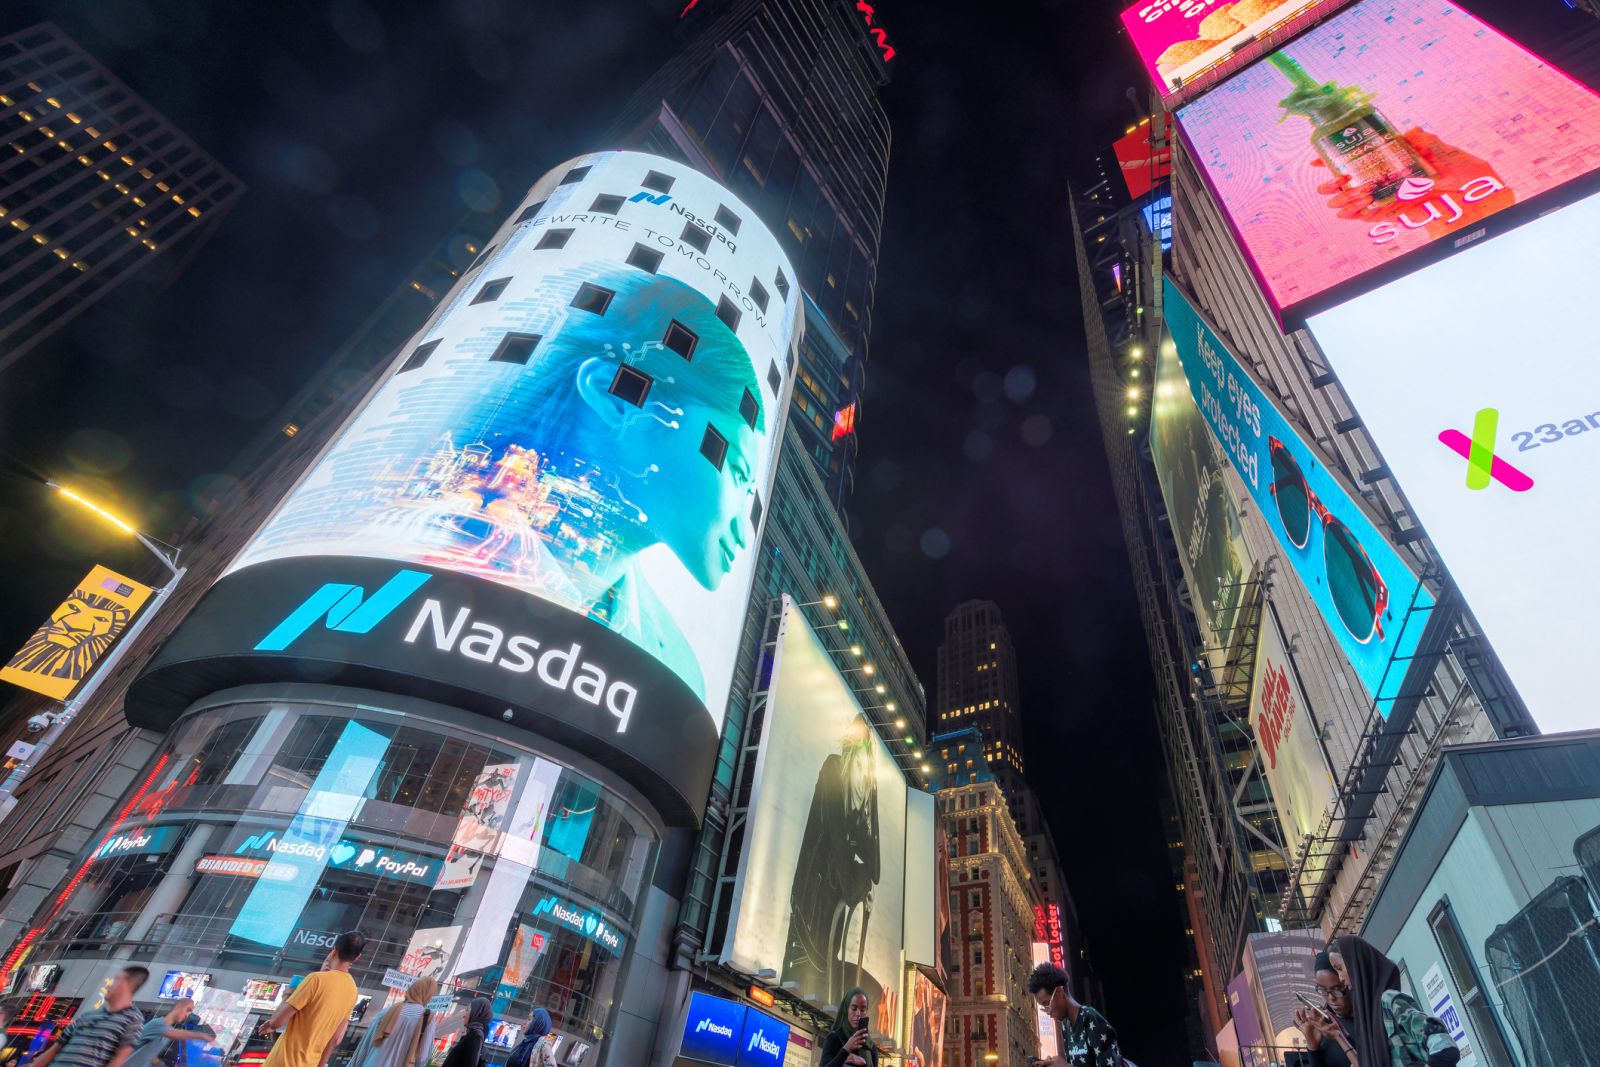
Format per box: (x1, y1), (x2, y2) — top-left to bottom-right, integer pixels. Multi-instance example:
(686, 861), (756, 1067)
(936, 600), (1026, 796)
(0, 23), (242, 371)
(609, 0), (893, 508)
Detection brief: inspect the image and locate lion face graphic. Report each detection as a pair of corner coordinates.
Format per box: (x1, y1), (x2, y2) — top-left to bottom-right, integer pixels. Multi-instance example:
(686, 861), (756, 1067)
(9, 593), (130, 684)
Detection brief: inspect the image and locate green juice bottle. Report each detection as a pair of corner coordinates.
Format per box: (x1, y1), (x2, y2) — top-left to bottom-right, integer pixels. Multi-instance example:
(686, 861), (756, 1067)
(1269, 52), (1433, 204)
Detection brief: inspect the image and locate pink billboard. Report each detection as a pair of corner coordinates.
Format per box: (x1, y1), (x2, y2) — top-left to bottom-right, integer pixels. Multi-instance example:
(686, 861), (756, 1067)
(1175, 0), (1600, 318)
(1121, 0), (1343, 100)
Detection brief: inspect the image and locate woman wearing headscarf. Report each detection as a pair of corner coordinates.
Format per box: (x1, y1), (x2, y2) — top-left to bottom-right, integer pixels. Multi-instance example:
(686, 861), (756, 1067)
(1327, 937), (1460, 1067)
(820, 988), (877, 1067)
(349, 978), (439, 1067)
(505, 1009), (554, 1067)
(1296, 951), (1357, 1067)
(439, 998), (493, 1067)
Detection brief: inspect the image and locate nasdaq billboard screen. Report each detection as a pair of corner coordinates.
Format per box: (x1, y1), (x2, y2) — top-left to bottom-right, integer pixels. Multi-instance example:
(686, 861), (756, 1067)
(1176, 0), (1600, 318)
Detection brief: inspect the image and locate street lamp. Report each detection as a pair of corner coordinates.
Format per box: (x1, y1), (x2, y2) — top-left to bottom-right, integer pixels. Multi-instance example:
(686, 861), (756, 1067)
(0, 483), (187, 819)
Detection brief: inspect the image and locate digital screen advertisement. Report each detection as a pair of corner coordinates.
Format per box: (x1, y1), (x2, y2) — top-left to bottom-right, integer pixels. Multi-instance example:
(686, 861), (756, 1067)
(1121, 0), (1341, 99)
(1306, 191), (1600, 734)
(2, 564), (153, 700)
(1112, 115), (1173, 198)
(1163, 279), (1432, 708)
(906, 970), (947, 1067)
(1249, 604), (1334, 850)
(1150, 334), (1253, 672)
(1176, 0), (1600, 318)
(722, 599), (908, 1041)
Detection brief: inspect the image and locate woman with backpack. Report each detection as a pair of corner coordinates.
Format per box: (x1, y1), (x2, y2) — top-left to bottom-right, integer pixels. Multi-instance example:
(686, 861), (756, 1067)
(504, 1010), (555, 1067)
(1326, 937), (1460, 1067)
(349, 977), (439, 1067)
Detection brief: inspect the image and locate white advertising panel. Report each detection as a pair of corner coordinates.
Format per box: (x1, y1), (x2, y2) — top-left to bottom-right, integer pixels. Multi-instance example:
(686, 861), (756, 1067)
(1249, 605), (1335, 849)
(1307, 191), (1600, 733)
(723, 599), (908, 1037)
(904, 788), (937, 968)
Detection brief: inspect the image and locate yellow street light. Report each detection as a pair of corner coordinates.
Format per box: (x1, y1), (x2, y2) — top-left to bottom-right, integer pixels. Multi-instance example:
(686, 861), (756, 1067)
(52, 483), (137, 535)
(862, 663), (875, 676)
(895, 718), (906, 729)
(822, 594), (837, 609)
(1127, 386), (1139, 399)
(885, 702), (897, 712)
(850, 645), (863, 656)
(1126, 405), (1138, 416)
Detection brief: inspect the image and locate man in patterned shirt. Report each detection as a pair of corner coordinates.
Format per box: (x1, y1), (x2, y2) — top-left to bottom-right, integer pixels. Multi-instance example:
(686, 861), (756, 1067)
(32, 967), (150, 1067)
(1028, 963), (1126, 1067)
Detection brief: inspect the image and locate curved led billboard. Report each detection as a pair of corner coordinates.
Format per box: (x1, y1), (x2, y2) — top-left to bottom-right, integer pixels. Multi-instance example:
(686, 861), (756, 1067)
(1176, 0), (1600, 319)
(128, 152), (802, 823)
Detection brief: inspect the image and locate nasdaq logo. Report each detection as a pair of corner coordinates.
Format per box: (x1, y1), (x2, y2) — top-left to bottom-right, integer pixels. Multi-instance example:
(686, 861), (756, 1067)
(256, 570), (431, 651)
(628, 191), (672, 205)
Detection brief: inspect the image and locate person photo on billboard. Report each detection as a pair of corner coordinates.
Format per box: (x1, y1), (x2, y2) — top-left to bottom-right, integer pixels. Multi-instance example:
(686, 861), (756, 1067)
(784, 718), (882, 1006)
(820, 988), (878, 1067)
(1028, 963), (1129, 1067)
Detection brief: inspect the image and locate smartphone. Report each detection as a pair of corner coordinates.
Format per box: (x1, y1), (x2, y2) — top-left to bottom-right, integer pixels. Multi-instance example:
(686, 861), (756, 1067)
(1294, 990), (1335, 1023)
(855, 1017), (869, 1032)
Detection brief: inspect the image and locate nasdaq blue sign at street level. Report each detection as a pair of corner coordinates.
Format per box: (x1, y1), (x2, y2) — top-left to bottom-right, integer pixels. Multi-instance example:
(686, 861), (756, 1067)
(735, 1008), (788, 1067)
(680, 992), (746, 1066)
(1162, 278), (1432, 711)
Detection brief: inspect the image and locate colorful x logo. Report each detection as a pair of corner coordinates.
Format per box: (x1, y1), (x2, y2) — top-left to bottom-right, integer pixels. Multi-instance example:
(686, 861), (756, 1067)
(1437, 408), (1533, 492)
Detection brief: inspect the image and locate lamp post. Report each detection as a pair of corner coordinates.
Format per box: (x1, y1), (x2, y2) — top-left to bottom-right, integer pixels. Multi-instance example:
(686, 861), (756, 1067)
(0, 483), (186, 820)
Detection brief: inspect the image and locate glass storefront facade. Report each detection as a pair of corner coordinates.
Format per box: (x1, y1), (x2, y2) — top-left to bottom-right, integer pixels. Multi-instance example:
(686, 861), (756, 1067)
(17, 693), (659, 1066)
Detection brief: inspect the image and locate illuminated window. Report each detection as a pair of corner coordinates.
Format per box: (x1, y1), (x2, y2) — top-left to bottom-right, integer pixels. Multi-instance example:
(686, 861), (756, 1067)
(471, 277), (511, 304)
(774, 269), (790, 300)
(399, 340), (441, 373)
(590, 193), (625, 215)
(535, 228), (573, 251)
(663, 320), (697, 361)
(491, 333), (541, 365)
(515, 200), (546, 224)
(681, 222), (712, 254)
(714, 204), (741, 235)
(739, 387), (759, 430)
(749, 278), (769, 314)
(608, 364), (652, 407)
(558, 165), (590, 185)
(699, 424), (728, 471)
(625, 243), (663, 274)
(570, 282), (614, 315)
(641, 169), (674, 194)
(715, 296), (741, 332)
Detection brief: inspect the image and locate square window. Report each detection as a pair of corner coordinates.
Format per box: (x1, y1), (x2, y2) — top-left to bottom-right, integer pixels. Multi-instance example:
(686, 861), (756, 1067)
(608, 364), (653, 407)
(714, 204), (742, 234)
(591, 193), (625, 214)
(750, 493), (763, 530)
(716, 296), (741, 332)
(739, 387), (759, 429)
(766, 362), (782, 396)
(399, 339), (441, 373)
(471, 276), (511, 304)
(749, 278), (769, 313)
(536, 228), (573, 250)
(515, 200), (546, 224)
(663, 320), (697, 361)
(699, 424), (728, 470)
(681, 223), (712, 253)
(626, 243), (664, 273)
(642, 170), (674, 194)
(491, 332), (541, 364)
(558, 165), (590, 185)
(571, 282), (614, 315)
(774, 269), (790, 299)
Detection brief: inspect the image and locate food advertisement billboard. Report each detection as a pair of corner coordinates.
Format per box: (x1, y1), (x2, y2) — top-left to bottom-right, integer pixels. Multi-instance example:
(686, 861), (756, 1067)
(722, 599), (908, 1040)
(1121, 0), (1343, 101)
(128, 152), (802, 824)
(3, 565), (153, 700)
(1306, 192), (1600, 733)
(1249, 604), (1334, 848)
(1150, 333), (1253, 671)
(1162, 278), (1431, 709)
(1176, 0), (1600, 319)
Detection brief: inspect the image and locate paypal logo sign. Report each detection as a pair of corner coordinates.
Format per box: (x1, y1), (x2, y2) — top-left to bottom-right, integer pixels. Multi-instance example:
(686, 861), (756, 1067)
(529, 894), (625, 954)
(256, 570), (431, 651)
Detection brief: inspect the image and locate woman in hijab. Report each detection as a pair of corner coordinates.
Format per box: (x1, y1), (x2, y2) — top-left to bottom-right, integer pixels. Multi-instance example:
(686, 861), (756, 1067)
(820, 988), (876, 1067)
(440, 998), (493, 1067)
(1327, 937), (1460, 1067)
(350, 978), (439, 1067)
(505, 1009), (554, 1067)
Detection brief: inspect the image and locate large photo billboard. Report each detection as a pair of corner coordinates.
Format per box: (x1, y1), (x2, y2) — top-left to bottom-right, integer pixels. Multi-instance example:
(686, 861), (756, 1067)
(1162, 279), (1431, 708)
(1150, 335), (1253, 670)
(1306, 191), (1600, 734)
(1249, 603), (1334, 848)
(1122, 0), (1344, 101)
(1176, 0), (1600, 319)
(723, 599), (908, 1035)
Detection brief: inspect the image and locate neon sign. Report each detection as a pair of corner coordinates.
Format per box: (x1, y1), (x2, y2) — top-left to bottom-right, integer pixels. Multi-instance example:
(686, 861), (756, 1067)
(856, 3), (896, 62)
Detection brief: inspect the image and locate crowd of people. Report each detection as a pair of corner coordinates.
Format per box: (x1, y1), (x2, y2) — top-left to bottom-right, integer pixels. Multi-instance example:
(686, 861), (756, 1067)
(4, 933), (559, 1067)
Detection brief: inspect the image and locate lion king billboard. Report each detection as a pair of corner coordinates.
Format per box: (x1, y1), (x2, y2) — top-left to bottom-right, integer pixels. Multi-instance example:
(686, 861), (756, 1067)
(3, 565), (153, 700)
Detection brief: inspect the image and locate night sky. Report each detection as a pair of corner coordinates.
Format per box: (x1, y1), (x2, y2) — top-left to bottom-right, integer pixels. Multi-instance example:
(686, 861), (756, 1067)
(0, 2), (1591, 1063)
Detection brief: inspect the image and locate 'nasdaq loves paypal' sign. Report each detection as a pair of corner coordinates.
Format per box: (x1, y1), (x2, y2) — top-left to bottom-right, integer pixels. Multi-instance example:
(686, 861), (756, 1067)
(680, 992), (746, 1066)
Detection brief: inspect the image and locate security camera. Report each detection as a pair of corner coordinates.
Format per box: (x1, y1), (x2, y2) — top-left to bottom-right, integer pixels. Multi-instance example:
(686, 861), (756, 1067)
(25, 714), (52, 733)
(502, 708), (514, 722)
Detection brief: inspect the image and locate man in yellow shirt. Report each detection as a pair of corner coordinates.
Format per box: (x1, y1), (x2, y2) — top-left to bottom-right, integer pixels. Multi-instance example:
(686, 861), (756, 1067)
(262, 933), (366, 1067)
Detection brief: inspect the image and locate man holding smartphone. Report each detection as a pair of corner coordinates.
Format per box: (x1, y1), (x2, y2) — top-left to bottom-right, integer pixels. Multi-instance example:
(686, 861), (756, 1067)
(1027, 963), (1124, 1067)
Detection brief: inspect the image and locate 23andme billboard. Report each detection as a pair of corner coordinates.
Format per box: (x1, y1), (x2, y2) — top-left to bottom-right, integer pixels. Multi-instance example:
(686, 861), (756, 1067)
(1176, 0), (1600, 319)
